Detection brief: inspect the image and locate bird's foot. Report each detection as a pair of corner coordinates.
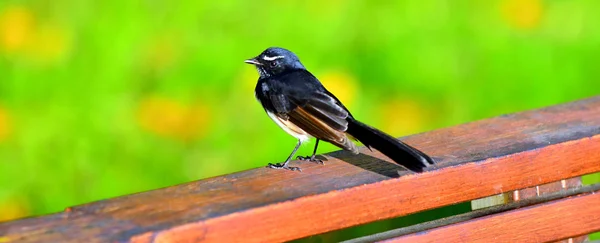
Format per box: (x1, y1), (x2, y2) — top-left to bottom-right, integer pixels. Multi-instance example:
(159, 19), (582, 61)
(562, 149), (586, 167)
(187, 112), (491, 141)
(267, 163), (302, 172)
(297, 155), (324, 165)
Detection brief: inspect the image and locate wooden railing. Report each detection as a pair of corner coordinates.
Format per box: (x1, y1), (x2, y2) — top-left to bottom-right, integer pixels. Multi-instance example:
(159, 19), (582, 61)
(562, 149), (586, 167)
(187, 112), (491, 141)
(1, 96), (600, 242)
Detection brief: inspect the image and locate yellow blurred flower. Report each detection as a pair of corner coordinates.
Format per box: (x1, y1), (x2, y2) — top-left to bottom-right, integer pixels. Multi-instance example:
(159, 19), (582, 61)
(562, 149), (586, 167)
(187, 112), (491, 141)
(25, 24), (72, 64)
(0, 5), (34, 53)
(501, 0), (543, 30)
(0, 106), (11, 142)
(319, 70), (359, 108)
(137, 96), (210, 141)
(378, 98), (428, 136)
(0, 5), (71, 64)
(0, 198), (29, 222)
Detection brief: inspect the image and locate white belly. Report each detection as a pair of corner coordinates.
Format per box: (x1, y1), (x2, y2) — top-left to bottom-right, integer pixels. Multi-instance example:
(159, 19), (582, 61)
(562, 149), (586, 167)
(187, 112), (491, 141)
(266, 111), (311, 143)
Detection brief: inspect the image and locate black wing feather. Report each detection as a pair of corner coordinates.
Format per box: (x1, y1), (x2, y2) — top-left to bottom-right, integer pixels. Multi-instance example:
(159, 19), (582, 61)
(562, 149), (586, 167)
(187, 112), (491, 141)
(302, 93), (349, 131)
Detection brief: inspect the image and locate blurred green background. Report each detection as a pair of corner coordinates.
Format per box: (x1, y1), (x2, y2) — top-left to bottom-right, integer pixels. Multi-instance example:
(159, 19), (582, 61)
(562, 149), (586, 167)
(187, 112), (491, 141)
(0, 0), (599, 240)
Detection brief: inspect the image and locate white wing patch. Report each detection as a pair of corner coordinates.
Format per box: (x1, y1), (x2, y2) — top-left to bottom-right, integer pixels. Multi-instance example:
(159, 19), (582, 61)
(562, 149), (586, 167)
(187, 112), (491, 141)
(262, 55), (285, 61)
(266, 111), (311, 143)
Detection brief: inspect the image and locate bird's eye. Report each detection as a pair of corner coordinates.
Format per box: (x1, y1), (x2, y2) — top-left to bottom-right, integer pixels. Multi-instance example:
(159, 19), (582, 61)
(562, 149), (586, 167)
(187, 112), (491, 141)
(270, 61), (278, 68)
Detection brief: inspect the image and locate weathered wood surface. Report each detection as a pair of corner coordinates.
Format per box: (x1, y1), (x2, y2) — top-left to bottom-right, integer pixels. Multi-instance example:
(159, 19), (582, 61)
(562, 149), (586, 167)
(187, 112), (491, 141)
(386, 186), (600, 243)
(470, 177), (588, 243)
(2, 96), (600, 242)
(510, 178), (589, 243)
(343, 182), (599, 243)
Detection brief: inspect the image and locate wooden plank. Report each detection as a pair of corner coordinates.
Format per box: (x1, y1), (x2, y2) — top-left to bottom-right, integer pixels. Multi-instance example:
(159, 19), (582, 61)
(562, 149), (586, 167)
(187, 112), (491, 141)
(510, 178), (582, 202)
(509, 178), (587, 243)
(386, 188), (600, 243)
(471, 178), (587, 242)
(471, 178), (582, 211)
(343, 182), (600, 243)
(1, 96), (600, 242)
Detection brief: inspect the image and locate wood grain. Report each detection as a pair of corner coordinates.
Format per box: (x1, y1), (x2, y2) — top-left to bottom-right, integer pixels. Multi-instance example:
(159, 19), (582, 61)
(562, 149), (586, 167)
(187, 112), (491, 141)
(386, 188), (600, 243)
(342, 183), (600, 243)
(1, 96), (600, 242)
(508, 178), (589, 243)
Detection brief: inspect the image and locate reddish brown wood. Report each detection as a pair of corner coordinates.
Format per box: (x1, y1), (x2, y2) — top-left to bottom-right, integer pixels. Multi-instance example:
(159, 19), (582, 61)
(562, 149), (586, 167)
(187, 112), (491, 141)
(509, 178), (582, 201)
(507, 178), (588, 243)
(1, 96), (600, 242)
(386, 189), (600, 243)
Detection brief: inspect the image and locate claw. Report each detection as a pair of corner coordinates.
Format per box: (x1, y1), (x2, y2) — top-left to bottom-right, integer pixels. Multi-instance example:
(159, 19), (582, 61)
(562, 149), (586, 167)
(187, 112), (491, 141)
(267, 163), (302, 172)
(297, 155), (324, 165)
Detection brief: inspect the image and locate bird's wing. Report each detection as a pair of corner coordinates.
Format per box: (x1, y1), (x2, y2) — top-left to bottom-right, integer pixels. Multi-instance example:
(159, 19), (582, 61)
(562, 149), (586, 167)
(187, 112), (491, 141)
(296, 91), (348, 129)
(285, 91), (357, 153)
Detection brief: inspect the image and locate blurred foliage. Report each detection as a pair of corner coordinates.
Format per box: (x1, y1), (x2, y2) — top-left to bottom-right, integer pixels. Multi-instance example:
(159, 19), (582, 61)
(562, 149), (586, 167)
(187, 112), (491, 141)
(0, 0), (599, 240)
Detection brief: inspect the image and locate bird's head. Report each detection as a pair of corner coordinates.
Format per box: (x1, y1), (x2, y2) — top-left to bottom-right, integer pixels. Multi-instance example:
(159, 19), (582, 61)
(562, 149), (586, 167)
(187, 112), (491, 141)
(244, 47), (306, 78)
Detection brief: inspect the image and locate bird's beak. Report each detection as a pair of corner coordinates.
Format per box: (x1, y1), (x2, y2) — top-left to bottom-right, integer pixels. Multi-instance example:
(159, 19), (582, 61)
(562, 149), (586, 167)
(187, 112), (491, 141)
(244, 57), (262, 66)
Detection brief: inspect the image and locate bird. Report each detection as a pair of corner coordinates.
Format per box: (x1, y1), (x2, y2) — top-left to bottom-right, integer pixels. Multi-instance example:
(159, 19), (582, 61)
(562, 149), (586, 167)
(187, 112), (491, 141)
(245, 47), (434, 172)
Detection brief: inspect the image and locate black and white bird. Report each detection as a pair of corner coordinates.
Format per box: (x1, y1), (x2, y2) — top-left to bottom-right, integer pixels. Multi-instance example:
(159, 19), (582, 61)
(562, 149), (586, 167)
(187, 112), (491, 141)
(245, 47), (434, 172)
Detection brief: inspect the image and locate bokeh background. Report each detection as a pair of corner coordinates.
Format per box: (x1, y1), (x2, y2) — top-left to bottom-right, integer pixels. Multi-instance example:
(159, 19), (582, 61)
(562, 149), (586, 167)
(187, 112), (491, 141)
(1, 0), (599, 241)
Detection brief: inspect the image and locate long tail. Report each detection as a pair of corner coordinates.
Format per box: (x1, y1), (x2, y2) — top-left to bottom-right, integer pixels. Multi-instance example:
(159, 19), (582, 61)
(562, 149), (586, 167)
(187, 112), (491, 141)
(346, 118), (434, 172)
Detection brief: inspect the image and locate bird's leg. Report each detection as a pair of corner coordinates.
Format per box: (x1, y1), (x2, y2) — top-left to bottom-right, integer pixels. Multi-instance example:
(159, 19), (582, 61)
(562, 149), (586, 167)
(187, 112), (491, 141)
(268, 140), (302, 171)
(297, 139), (324, 164)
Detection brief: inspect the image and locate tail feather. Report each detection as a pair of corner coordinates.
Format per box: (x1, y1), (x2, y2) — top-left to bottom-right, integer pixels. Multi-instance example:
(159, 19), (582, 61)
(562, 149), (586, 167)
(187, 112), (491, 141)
(346, 118), (434, 172)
